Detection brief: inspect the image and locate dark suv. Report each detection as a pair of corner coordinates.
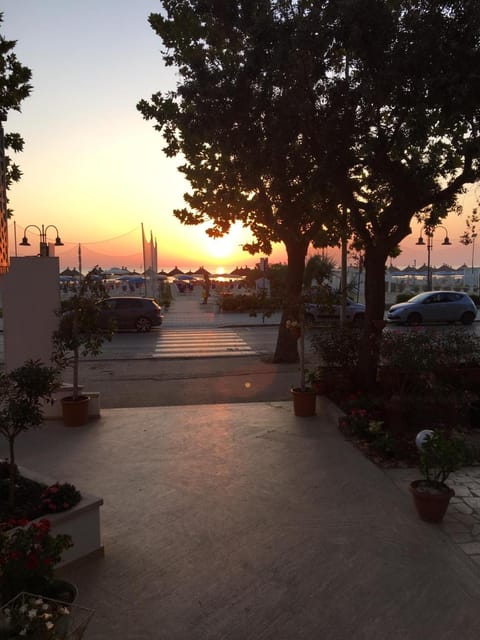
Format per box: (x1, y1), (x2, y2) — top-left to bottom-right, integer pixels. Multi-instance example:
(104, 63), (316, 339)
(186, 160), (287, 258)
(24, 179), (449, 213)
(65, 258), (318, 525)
(99, 297), (163, 332)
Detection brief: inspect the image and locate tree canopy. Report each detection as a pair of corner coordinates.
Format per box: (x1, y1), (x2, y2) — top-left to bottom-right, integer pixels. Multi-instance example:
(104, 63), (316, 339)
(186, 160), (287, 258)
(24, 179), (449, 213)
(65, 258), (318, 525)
(139, 1), (480, 376)
(0, 12), (33, 213)
(138, 1), (352, 361)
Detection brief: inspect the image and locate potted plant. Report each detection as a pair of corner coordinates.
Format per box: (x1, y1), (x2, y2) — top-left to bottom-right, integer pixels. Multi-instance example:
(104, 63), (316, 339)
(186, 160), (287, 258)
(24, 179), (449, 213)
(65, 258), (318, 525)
(288, 313), (316, 417)
(410, 430), (466, 523)
(52, 271), (114, 427)
(306, 367), (327, 395)
(0, 360), (59, 512)
(0, 518), (74, 605)
(0, 591), (94, 639)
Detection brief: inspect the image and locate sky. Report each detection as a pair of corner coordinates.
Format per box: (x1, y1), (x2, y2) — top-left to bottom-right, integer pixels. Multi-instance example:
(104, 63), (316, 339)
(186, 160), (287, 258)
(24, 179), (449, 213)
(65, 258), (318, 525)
(1, 1), (479, 274)
(1, 0), (272, 273)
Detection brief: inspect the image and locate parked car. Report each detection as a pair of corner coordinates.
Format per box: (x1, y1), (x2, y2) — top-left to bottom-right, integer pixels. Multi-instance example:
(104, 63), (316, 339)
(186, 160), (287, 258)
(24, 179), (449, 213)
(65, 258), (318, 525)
(99, 296), (163, 332)
(304, 298), (366, 326)
(387, 291), (477, 325)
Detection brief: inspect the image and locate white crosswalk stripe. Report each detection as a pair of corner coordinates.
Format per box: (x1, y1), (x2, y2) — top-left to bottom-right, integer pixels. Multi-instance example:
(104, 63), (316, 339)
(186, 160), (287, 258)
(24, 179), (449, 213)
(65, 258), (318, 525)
(153, 328), (256, 358)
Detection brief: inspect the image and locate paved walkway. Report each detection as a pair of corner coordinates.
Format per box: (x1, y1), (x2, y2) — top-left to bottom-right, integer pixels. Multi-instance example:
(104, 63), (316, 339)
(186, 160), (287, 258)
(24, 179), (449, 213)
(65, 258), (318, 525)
(5, 399), (480, 639)
(387, 465), (480, 567)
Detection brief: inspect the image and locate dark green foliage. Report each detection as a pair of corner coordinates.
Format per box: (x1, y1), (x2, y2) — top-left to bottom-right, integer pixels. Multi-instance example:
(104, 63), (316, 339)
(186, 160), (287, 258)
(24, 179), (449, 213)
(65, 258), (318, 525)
(380, 329), (480, 396)
(0, 361), (59, 509)
(52, 271), (114, 401)
(39, 482), (82, 514)
(419, 431), (467, 486)
(218, 292), (281, 315)
(311, 326), (362, 369)
(0, 12), (33, 214)
(0, 519), (72, 604)
(139, 1), (480, 375)
(303, 255), (336, 290)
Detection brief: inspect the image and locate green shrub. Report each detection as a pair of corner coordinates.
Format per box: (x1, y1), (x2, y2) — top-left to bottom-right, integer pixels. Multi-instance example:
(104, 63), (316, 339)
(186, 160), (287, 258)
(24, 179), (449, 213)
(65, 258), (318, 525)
(381, 329), (480, 371)
(218, 293), (281, 315)
(310, 326), (362, 369)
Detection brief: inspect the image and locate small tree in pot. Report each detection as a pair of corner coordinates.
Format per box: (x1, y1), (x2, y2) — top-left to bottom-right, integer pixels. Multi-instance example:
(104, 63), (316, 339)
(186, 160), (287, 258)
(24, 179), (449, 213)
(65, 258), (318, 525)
(52, 271), (114, 426)
(288, 304), (317, 417)
(0, 360), (59, 510)
(410, 430), (467, 523)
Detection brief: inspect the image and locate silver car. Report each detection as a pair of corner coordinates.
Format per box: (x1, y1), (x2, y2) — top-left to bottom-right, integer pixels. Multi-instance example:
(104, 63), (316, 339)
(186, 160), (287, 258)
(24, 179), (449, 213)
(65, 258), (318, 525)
(387, 291), (477, 325)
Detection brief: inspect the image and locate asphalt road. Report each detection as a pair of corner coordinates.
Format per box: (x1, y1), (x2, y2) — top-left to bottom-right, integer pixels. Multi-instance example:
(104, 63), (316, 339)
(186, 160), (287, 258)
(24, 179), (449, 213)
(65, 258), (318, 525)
(76, 354), (301, 408)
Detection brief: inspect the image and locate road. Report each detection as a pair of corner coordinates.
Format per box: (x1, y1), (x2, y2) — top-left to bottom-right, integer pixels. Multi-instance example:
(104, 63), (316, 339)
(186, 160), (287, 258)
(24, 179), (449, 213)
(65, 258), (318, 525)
(1, 279), (480, 408)
(97, 325), (279, 359)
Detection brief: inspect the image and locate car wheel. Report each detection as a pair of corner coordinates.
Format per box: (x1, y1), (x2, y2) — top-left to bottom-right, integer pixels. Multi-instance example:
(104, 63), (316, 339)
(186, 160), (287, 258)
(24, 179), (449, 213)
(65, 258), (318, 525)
(406, 312), (422, 326)
(460, 311), (475, 325)
(135, 317), (152, 332)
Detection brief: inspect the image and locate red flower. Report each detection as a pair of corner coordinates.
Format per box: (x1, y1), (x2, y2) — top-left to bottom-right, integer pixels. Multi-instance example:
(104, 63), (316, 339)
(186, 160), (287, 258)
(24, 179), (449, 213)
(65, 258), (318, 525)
(38, 519), (51, 532)
(26, 553), (40, 570)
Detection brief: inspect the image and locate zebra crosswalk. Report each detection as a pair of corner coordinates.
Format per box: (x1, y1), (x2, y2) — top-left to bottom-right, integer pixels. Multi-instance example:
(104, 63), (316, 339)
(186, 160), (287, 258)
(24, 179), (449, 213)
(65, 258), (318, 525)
(152, 328), (256, 358)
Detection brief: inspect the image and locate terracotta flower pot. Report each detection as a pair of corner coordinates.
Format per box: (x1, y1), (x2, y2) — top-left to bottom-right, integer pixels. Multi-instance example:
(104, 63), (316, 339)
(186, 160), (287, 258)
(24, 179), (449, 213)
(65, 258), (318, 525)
(61, 396), (90, 427)
(409, 479), (454, 523)
(291, 387), (316, 417)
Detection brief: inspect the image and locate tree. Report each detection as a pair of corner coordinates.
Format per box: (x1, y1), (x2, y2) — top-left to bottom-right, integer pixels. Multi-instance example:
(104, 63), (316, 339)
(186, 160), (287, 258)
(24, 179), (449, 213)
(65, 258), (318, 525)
(52, 272), (114, 403)
(0, 360), (58, 509)
(322, 1), (480, 385)
(137, 1), (342, 363)
(138, 1), (480, 381)
(0, 12), (33, 214)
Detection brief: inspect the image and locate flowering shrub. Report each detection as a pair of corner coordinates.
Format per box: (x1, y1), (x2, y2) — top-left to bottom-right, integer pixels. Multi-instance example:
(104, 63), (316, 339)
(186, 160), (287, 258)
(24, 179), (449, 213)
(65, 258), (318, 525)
(40, 483), (81, 515)
(340, 408), (371, 436)
(1, 593), (71, 638)
(339, 395), (396, 456)
(0, 519), (72, 604)
(310, 326), (362, 369)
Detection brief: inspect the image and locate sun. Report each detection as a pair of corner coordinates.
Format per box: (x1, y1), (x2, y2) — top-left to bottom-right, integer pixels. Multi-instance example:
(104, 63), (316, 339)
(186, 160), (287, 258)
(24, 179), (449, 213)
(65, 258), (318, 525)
(205, 233), (239, 259)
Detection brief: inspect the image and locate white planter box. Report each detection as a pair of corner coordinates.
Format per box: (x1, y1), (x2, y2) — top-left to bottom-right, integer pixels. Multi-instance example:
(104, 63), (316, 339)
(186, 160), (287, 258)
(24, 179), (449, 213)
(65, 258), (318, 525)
(19, 467), (104, 568)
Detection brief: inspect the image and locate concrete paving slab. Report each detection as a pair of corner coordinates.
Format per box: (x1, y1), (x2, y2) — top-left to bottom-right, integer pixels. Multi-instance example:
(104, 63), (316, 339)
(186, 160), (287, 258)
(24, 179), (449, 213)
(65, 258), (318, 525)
(4, 399), (480, 639)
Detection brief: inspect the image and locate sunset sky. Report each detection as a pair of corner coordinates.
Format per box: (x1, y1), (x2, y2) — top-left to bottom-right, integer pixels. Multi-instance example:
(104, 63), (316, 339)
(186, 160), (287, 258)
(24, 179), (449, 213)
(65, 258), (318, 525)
(2, 1), (479, 274)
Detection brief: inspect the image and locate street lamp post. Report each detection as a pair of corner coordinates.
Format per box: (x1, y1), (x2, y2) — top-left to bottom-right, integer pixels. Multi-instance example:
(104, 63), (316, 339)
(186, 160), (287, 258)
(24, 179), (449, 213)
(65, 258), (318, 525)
(415, 225), (451, 291)
(471, 232), (477, 286)
(19, 224), (64, 257)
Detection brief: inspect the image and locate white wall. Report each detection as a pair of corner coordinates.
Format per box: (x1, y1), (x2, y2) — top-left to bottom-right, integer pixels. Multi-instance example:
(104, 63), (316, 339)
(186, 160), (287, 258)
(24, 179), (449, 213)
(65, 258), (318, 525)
(0, 256), (60, 370)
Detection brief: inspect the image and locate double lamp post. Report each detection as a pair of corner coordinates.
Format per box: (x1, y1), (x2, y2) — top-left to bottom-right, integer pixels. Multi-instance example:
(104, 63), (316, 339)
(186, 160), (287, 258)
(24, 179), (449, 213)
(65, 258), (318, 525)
(19, 224), (64, 257)
(415, 225), (451, 290)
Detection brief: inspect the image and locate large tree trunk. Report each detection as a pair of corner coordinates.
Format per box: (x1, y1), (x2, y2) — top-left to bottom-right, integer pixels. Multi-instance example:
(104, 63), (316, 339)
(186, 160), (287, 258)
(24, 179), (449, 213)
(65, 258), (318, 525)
(273, 238), (309, 363)
(356, 245), (389, 390)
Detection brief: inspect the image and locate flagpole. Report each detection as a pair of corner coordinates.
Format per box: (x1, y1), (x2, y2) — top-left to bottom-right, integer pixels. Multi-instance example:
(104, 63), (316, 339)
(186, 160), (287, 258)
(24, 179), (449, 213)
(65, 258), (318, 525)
(141, 223), (147, 297)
